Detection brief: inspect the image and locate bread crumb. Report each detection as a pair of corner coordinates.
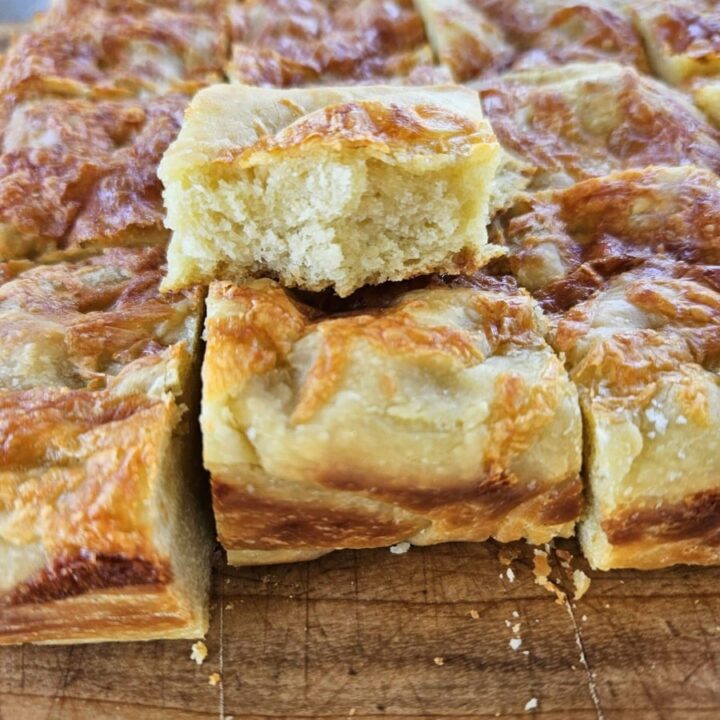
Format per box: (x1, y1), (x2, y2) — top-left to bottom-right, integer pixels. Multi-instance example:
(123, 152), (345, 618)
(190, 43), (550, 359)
(469, 609), (480, 619)
(524, 698), (538, 711)
(512, 610), (519, 618)
(433, 656), (445, 666)
(208, 672), (222, 686)
(573, 570), (591, 601)
(532, 549), (566, 604)
(225, 602), (234, 610)
(390, 541), (411, 554)
(190, 641), (208, 665)
(506, 567), (516, 582)
(509, 638), (522, 651)
(582, 615), (588, 622)
(512, 623), (521, 634)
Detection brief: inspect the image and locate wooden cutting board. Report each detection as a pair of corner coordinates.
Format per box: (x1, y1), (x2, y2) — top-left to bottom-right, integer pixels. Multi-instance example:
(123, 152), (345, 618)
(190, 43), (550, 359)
(1, 540), (719, 720)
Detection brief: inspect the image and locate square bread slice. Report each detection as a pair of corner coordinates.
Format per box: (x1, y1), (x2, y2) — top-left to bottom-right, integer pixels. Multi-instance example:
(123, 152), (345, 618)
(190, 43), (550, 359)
(0, 5), (227, 100)
(0, 246), (211, 644)
(226, 0), (448, 87)
(499, 165), (720, 569)
(160, 83), (502, 297)
(0, 94), (188, 261)
(201, 276), (583, 566)
(478, 62), (720, 194)
(555, 262), (720, 570)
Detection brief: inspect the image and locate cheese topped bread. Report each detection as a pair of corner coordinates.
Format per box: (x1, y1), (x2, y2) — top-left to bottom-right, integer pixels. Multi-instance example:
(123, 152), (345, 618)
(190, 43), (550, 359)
(160, 83), (502, 296)
(202, 275), (583, 565)
(0, 246), (211, 644)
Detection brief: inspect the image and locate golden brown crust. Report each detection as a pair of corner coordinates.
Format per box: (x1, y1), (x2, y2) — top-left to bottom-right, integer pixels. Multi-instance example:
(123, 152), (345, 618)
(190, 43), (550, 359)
(1, 7), (227, 100)
(0, 94), (188, 259)
(479, 64), (720, 191)
(499, 166), (720, 311)
(202, 278), (583, 559)
(226, 0), (440, 86)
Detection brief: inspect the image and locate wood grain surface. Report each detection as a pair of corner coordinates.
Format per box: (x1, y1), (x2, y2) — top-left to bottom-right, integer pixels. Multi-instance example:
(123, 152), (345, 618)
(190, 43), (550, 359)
(1, 540), (719, 720)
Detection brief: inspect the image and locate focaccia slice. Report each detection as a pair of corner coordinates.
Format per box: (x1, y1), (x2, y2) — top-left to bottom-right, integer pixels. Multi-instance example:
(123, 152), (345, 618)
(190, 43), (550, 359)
(0, 93), (187, 261)
(160, 83), (502, 296)
(478, 63), (720, 193)
(226, 0), (448, 87)
(555, 263), (720, 570)
(499, 166), (720, 569)
(0, 5), (227, 100)
(0, 246), (211, 644)
(202, 276), (583, 566)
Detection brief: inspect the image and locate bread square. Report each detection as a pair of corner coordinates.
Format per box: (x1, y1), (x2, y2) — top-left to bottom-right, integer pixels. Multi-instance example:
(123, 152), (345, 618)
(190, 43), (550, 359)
(0, 246), (211, 644)
(160, 83), (502, 296)
(226, 0), (447, 87)
(0, 94), (188, 261)
(201, 276), (583, 566)
(478, 62), (720, 196)
(499, 165), (720, 569)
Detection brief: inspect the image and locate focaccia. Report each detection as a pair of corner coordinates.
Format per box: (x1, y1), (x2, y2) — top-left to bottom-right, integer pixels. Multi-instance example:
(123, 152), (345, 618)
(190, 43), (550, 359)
(499, 166), (720, 570)
(0, 246), (211, 644)
(478, 63), (720, 194)
(160, 83), (502, 296)
(557, 262), (720, 570)
(417, 0), (647, 82)
(1, 5), (227, 100)
(0, 94), (187, 260)
(226, 0), (449, 87)
(201, 276), (583, 565)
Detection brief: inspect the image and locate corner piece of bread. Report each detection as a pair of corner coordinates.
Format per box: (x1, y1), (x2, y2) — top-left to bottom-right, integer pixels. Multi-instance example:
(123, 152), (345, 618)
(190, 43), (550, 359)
(0, 247), (212, 644)
(201, 276), (583, 565)
(159, 83), (502, 297)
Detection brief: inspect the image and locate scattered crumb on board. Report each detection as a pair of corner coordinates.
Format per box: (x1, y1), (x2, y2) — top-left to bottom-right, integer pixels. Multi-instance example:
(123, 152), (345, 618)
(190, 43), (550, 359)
(190, 641), (208, 665)
(390, 541), (411, 554)
(524, 697), (539, 711)
(208, 672), (222, 686)
(469, 609), (480, 620)
(573, 569), (592, 600)
(433, 656), (445, 666)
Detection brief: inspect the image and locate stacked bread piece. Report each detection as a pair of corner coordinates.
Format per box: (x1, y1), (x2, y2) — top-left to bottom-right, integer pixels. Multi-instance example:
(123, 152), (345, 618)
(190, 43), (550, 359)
(160, 80), (584, 565)
(2, 0), (720, 646)
(0, 0), (226, 643)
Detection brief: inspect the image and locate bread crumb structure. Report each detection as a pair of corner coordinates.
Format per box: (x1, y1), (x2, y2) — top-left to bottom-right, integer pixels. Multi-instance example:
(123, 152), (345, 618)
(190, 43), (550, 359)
(159, 83), (502, 296)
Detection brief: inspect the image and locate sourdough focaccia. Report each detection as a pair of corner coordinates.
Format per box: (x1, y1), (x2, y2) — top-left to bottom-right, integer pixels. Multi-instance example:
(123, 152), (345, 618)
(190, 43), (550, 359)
(160, 83), (502, 296)
(418, 0), (647, 83)
(202, 276), (583, 565)
(227, 0), (448, 87)
(557, 262), (720, 570)
(0, 93), (188, 260)
(0, 246), (211, 644)
(1, 5), (227, 100)
(478, 62), (720, 196)
(500, 166), (720, 570)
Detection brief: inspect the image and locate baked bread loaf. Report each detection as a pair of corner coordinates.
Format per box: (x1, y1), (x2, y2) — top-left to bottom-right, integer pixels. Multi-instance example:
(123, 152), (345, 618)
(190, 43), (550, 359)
(201, 276), (583, 565)
(226, 0), (448, 87)
(499, 165), (720, 569)
(478, 62), (720, 195)
(0, 246), (211, 644)
(0, 93), (188, 260)
(160, 83), (502, 296)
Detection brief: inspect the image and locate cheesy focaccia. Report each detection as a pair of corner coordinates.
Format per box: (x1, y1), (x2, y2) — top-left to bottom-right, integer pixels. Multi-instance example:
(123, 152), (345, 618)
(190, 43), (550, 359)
(499, 165), (720, 311)
(500, 166), (720, 570)
(202, 276), (583, 566)
(0, 93), (187, 260)
(1, 5), (227, 100)
(557, 262), (720, 570)
(416, 0), (647, 83)
(0, 246), (211, 644)
(160, 83), (502, 296)
(478, 63), (720, 197)
(226, 0), (449, 87)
